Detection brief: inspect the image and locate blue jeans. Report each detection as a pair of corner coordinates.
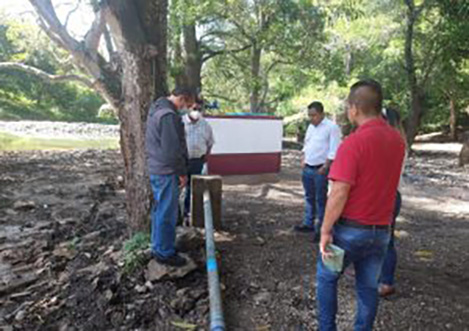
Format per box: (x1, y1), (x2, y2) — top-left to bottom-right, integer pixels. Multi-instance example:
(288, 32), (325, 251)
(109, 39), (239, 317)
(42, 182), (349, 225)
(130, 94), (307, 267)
(380, 191), (402, 286)
(150, 174), (179, 258)
(317, 225), (391, 331)
(302, 166), (328, 232)
(183, 158), (205, 216)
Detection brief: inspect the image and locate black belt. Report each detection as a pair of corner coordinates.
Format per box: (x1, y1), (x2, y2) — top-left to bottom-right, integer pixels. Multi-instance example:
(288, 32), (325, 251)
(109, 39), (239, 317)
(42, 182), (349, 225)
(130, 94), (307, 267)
(337, 218), (390, 230)
(306, 164), (323, 169)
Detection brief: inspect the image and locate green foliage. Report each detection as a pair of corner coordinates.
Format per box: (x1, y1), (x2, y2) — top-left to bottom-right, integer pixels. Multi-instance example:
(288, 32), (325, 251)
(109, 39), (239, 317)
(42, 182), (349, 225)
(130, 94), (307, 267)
(0, 16), (108, 123)
(2, 0), (468, 134)
(197, 0), (469, 135)
(122, 232), (150, 275)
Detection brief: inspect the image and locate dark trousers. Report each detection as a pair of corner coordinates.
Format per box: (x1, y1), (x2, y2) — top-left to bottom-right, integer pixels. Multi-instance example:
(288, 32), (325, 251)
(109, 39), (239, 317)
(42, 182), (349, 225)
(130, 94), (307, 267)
(380, 191), (402, 285)
(302, 165), (328, 232)
(183, 158), (205, 216)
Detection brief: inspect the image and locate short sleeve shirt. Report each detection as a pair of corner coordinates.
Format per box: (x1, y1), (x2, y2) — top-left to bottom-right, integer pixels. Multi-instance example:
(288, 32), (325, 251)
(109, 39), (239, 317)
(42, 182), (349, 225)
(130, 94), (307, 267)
(328, 118), (405, 225)
(183, 115), (215, 159)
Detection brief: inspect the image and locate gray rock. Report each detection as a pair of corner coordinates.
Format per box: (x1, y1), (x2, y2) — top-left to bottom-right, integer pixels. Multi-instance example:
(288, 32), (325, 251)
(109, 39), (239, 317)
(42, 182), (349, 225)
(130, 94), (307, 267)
(144, 281), (154, 290)
(170, 295), (195, 313)
(253, 291), (272, 305)
(104, 289), (113, 302)
(145, 254), (197, 282)
(175, 227), (205, 252)
(277, 281), (288, 292)
(135, 284), (147, 293)
(15, 309), (26, 322)
(13, 200), (36, 211)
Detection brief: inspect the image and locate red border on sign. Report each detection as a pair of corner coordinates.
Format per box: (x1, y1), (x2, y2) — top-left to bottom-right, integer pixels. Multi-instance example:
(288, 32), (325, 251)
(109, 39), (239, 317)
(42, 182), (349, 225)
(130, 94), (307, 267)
(207, 152), (281, 175)
(205, 114), (282, 120)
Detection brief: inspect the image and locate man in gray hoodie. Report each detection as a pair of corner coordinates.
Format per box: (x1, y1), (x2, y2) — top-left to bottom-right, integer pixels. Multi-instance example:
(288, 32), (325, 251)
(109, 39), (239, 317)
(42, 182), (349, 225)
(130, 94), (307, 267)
(146, 87), (196, 267)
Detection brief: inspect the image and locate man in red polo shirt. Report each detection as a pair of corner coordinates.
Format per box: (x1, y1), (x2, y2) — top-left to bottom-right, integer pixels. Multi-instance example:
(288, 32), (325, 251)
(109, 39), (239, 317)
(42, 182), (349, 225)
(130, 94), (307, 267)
(317, 79), (405, 331)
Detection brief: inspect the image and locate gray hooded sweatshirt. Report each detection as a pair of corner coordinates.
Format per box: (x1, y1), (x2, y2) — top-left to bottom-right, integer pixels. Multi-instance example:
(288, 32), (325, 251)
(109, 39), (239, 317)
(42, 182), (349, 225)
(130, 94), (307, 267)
(145, 98), (188, 176)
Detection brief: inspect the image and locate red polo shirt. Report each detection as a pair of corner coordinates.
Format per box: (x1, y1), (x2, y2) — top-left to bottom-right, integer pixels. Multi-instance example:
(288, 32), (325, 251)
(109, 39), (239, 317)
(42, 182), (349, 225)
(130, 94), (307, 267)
(329, 118), (405, 225)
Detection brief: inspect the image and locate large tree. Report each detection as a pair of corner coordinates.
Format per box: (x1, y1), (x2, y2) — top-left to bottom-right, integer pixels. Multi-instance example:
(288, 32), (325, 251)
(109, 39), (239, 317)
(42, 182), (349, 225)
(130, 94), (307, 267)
(0, 0), (169, 232)
(202, 0), (324, 113)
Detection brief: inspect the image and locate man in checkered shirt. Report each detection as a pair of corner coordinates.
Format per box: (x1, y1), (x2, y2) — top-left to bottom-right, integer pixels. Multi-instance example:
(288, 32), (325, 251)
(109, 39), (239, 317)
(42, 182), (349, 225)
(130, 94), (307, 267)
(182, 99), (215, 220)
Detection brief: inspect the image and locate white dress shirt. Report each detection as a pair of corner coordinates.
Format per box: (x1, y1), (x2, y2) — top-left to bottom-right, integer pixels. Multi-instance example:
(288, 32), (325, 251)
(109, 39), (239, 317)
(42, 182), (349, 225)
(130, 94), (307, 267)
(302, 117), (341, 166)
(183, 115), (215, 159)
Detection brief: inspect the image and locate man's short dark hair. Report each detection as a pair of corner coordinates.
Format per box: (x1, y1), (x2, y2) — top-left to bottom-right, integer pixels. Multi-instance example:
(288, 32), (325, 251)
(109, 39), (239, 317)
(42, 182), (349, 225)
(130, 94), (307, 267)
(307, 101), (324, 113)
(171, 87), (197, 100)
(348, 79), (383, 116)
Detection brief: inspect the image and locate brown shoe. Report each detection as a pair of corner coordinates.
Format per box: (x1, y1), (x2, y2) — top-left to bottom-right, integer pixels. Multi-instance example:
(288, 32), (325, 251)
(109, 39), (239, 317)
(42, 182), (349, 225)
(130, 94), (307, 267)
(379, 284), (396, 297)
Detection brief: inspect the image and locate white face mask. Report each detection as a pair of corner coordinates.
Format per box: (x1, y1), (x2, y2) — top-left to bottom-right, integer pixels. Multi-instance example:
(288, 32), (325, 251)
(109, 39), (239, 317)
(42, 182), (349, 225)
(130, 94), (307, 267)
(189, 111), (201, 121)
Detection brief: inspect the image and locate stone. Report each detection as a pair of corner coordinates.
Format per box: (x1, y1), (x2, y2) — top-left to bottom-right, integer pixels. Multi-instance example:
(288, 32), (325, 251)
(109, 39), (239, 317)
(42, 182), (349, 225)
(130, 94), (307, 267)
(189, 288), (206, 300)
(15, 309), (26, 322)
(256, 236), (266, 246)
(277, 282), (288, 292)
(176, 287), (191, 297)
(145, 254), (197, 282)
(77, 261), (109, 276)
(170, 296), (196, 313)
(52, 245), (76, 260)
(13, 200), (36, 211)
(135, 284), (147, 293)
(144, 281), (154, 291)
(253, 291), (272, 305)
(104, 289), (113, 302)
(5, 208), (18, 216)
(175, 227), (204, 252)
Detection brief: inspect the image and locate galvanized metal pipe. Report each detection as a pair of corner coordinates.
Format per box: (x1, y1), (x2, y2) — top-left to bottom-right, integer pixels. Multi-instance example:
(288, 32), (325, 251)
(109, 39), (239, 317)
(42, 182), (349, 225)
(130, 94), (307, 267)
(203, 190), (225, 331)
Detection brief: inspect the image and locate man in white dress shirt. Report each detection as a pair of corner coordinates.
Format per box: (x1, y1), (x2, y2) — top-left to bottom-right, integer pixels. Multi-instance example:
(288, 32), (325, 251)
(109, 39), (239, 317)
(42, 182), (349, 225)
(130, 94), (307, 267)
(294, 101), (341, 241)
(182, 99), (215, 219)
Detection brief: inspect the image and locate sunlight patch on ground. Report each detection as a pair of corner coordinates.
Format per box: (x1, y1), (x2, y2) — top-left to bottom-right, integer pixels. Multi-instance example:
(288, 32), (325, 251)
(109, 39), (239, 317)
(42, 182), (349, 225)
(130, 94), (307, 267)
(412, 143), (462, 154)
(404, 194), (469, 217)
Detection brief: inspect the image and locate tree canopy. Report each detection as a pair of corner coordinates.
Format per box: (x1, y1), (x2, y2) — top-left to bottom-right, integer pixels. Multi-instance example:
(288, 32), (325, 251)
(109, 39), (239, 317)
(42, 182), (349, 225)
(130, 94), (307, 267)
(1, 0), (468, 136)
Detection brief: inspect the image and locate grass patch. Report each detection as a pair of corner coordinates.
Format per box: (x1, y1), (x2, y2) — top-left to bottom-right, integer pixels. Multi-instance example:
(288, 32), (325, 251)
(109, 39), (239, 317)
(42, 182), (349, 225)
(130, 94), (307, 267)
(122, 232), (150, 275)
(0, 132), (119, 151)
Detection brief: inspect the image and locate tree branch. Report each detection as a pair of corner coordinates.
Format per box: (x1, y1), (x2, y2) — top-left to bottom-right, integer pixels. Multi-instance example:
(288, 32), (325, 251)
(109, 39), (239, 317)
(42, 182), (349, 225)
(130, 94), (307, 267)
(103, 25), (115, 57)
(202, 44), (251, 63)
(0, 62), (95, 88)
(64, 0), (82, 28)
(28, 0), (101, 79)
(84, 6), (106, 57)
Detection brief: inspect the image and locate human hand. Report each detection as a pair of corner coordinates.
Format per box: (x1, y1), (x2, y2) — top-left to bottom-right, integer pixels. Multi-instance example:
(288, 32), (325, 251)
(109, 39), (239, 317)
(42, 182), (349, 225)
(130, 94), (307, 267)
(319, 231), (334, 260)
(317, 165), (328, 175)
(301, 156), (305, 168)
(179, 175), (188, 189)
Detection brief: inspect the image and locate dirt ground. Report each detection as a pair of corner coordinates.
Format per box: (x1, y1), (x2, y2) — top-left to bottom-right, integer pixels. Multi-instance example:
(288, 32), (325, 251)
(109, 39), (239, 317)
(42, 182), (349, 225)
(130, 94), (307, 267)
(1, 144), (468, 330)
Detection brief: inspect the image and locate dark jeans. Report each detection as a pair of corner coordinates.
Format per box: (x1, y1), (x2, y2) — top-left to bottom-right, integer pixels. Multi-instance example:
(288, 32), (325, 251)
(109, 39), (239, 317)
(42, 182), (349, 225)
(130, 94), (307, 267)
(183, 158), (205, 216)
(150, 174), (179, 258)
(302, 165), (328, 232)
(317, 225), (390, 331)
(380, 191), (402, 286)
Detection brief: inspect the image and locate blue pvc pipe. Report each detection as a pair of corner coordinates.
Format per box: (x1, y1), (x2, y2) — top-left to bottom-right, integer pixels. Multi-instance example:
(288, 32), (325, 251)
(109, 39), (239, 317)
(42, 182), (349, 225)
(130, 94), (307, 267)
(203, 190), (226, 331)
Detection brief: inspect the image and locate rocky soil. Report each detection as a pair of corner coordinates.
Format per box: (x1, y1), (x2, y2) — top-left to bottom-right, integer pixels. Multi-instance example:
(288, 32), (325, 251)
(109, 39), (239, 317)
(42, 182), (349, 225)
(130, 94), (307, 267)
(1, 144), (468, 330)
(0, 121), (119, 139)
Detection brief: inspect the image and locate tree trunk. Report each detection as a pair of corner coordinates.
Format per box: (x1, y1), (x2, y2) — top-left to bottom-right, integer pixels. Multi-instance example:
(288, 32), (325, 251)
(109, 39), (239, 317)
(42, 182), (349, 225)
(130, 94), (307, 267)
(449, 96), (457, 141)
(117, 52), (153, 232)
(26, 0), (168, 233)
(135, 0), (168, 99)
(405, 87), (425, 147)
(404, 0), (423, 147)
(107, 0), (168, 232)
(182, 23), (202, 91)
(250, 45), (262, 113)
